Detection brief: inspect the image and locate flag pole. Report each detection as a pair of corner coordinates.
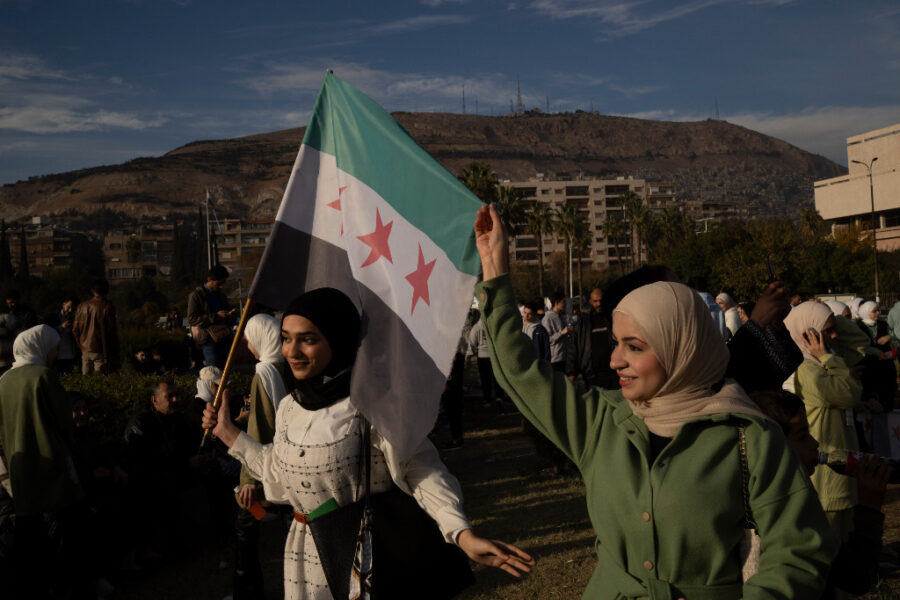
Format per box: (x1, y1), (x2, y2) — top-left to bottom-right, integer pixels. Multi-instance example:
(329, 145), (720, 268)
(200, 296), (256, 449)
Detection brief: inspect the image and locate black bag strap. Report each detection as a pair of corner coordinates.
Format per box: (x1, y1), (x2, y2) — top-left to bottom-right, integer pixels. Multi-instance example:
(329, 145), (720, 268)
(357, 415), (372, 507)
(738, 424), (757, 531)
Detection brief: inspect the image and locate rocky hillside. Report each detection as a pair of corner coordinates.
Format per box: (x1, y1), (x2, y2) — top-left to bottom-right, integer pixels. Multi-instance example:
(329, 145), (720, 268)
(0, 112), (846, 221)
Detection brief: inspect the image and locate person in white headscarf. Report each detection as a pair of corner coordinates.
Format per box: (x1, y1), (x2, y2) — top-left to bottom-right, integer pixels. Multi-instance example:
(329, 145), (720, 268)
(824, 300), (850, 319)
(0, 325), (86, 598)
(854, 301), (897, 457)
(784, 302), (872, 542)
(716, 292), (742, 339)
(232, 313), (289, 598)
(848, 297), (864, 322)
(470, 203), (836, 599)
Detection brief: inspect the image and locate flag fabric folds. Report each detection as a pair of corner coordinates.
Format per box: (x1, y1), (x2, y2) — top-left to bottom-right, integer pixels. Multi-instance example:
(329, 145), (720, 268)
(249, 72), (482, 459)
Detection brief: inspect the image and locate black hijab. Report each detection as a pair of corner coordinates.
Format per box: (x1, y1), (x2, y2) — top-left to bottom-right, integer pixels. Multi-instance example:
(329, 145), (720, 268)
(281, 288), (361, 411)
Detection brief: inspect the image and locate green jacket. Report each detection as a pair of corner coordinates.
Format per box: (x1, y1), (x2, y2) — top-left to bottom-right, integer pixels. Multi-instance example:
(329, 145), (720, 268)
(793, 355), (863, 512)
(477, 275), (836, 600)
(0, 365), (84, 515)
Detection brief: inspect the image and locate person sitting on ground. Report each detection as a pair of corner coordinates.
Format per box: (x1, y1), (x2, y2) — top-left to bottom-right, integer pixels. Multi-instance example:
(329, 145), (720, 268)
(751, 389), (889, 599)
(125, 347), (161, 375)
(473, 203), (835, 598)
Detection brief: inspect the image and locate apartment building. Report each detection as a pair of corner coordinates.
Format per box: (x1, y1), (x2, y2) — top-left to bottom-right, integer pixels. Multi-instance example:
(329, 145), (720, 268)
(8, 220), (99, 277)
(505, 176), (667, 271)
(105, 223), (175, 280)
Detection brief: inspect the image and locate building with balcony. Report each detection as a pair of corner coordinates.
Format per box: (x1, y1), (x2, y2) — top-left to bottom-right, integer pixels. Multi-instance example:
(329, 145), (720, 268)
(504, 176), (653, 272)
(8, 223), (99, 278)
(815, 123), (900, 250)
(105, 223), (175, 280)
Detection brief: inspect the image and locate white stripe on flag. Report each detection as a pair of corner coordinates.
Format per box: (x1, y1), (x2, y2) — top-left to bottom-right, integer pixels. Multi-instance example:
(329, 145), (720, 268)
(276, 145), (476, 376)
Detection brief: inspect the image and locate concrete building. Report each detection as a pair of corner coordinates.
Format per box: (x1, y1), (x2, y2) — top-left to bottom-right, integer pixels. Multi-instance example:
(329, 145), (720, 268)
(105, 223), (175, 280)
(814, 123), (900, 250)
(505, 176), (653, 272)
(8, 224), (99, 278)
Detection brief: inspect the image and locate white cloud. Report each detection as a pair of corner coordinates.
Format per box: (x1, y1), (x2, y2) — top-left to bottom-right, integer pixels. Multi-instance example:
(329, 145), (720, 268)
(529, 0), (794, 37)
(421, 0), (468, 6)
(0, 105), (167, 133)
(366, 14), (471, 34)
(241, 61), (533, 113)
(0, 54), (75, 84)
(612, 104), (900, 163)
(727, 106), (900, 163)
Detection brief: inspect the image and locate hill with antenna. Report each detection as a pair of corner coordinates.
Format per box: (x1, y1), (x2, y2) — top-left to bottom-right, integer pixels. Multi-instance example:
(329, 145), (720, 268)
(0, 111), (845, 221)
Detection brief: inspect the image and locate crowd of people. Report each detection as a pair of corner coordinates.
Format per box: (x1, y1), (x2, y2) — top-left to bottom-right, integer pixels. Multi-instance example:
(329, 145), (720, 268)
(2, 218), (900, 598)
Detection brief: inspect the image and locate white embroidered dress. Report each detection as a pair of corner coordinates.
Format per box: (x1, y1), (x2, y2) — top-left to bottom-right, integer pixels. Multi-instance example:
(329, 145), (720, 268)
(229, 397), (471, 600)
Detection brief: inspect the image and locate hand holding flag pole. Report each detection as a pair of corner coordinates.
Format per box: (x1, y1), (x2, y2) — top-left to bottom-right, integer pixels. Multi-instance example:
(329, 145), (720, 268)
(200, 297), (256, 450)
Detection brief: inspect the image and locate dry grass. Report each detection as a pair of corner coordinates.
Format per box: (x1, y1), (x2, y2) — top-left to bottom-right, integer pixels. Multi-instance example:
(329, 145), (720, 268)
(107, 377), (900, 599)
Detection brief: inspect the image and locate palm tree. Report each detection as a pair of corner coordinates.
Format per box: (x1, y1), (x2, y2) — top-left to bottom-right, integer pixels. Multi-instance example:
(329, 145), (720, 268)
(458, 162), (498, 204)
(524, 201), (555, 297)
(572, 218), (591, 302)
(602, 212), (628, 277)
(496, 185), (526, 239)
(555, 203), (581, 295)
(621, 190), (648, 269)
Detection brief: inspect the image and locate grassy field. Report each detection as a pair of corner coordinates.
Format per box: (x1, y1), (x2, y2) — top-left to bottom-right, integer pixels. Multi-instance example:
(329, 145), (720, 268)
(108, 382), (900, 599)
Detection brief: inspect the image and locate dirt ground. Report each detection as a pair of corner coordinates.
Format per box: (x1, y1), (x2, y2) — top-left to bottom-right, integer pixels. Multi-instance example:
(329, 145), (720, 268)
(108, 378), (900, 599)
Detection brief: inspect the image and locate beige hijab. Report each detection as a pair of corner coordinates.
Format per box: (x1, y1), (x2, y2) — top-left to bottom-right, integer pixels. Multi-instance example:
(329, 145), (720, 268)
(614, 281), (770, 437)
(783, 301), (834, 362)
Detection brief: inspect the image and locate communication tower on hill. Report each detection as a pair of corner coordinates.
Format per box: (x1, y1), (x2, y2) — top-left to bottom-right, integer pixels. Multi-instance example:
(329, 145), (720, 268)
(516, 76), (523, 115)
(462, 85), (466, 115)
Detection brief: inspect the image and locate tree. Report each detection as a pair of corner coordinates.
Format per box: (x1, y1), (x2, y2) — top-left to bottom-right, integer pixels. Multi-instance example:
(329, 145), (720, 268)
(458, 162), (498, 204)
(621, 190), (648, 269)
(555, 203), (581, 295)
(0, 220), (12, 283)
(602, 212), (628, 277)
(496, 185), (526, 239)
(17, 223), (29, 281)
(800, 207), (827, 238)
(524, 201), (555, 297)
(572, 217), (591, 302)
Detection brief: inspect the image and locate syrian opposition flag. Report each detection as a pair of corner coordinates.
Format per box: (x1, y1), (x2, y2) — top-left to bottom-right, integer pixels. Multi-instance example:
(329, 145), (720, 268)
(249, 72), (482, 459)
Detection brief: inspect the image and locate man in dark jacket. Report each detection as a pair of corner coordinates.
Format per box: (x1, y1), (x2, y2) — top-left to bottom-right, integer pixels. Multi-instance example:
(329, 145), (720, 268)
(187, 265), (237, 369)
(566, 288), (618, 389)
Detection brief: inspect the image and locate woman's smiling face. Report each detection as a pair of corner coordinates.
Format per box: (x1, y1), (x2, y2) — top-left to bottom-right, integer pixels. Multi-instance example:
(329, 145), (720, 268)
(281, 315), (333, 380)
(610, 312), (667, 404)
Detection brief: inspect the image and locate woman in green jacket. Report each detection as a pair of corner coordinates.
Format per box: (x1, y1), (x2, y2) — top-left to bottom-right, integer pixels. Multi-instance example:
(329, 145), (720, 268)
(784, 302), (866, 543)
(473, 205), (836, 599)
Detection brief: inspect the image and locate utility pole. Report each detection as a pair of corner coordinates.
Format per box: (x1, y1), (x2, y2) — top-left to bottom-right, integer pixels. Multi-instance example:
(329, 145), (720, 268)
(852, 157), (880, 302)
(462, 85), (466, 115)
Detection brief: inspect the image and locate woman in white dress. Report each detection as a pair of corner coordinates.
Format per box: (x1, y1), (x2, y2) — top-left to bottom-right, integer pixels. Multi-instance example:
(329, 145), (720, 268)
(203, 288), (534, 599)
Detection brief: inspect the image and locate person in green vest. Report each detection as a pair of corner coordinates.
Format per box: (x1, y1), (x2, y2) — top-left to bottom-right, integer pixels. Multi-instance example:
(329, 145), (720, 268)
(472, 204), (836, 599)
(0, 324), (86, 599)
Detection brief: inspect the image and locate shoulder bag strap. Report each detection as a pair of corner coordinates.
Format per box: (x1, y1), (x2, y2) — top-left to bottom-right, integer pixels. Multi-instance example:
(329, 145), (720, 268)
(357, 416), (372, 506)
(738, 424), (757, 531)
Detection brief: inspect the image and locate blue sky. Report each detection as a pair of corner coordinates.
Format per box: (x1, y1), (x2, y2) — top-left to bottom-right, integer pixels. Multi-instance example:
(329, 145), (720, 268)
(2, 0), (899, 185)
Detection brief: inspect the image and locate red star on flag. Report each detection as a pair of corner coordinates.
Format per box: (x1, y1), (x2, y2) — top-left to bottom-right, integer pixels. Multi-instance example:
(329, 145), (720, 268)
(327, 186), (347, 235)
(357, 208), (393, 267)
(405, 243), (437, 315)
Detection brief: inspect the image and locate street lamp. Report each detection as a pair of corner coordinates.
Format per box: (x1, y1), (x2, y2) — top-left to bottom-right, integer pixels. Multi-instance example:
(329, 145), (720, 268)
(852, 157), (879, 302)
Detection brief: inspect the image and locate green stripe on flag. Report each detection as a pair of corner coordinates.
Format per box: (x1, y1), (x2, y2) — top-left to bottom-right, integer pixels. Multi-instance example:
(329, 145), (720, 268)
(302, 72), (482, 276)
